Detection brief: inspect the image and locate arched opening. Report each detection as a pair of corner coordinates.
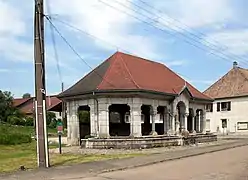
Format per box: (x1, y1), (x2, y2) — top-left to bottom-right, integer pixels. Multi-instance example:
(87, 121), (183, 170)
(177, 101), (186, 132)
(109, 104), (130, 136)
(141, 105), (152, 135)
(78, 105), (90, 139)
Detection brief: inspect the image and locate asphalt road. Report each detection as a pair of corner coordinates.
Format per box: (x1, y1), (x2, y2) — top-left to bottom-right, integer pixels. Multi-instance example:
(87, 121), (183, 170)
(83, 146), (248, 180)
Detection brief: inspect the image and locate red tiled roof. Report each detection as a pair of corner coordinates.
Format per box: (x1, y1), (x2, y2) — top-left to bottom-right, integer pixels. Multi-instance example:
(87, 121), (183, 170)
(204, 66), (248, 99)
(12, 96), (62, 114)
(60, 52), (211, 100)
(13, 98), (32, 107)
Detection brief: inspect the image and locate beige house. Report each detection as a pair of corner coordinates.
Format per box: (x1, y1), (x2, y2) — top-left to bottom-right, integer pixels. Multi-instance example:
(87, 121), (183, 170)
(204, 62), (248, 134)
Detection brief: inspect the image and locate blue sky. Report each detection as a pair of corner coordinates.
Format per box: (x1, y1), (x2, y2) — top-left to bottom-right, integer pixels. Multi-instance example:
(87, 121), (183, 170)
(1, 0), (248, 98)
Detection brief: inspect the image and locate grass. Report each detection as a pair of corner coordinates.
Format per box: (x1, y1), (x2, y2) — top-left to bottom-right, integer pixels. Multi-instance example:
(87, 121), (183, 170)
(0, 123), (67, 137)
(0, 141), (143, 173)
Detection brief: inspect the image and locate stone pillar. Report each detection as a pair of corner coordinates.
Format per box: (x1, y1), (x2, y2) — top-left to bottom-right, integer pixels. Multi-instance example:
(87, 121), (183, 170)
(164, 109), (169, 134)
(150, 106), (158, 135)
(184, 113), (189, 132)
(89, 104), (97, 137)
(202, 110), (206, 134)
(98, 102), (109, 138)
(169, 113), (176, 135)
(129, 103), (142, 137)
(67, 101), (80, 146)
(175, 114), (180, 135)
(195, 111), (201, 133)
(192, 116), (196, 134)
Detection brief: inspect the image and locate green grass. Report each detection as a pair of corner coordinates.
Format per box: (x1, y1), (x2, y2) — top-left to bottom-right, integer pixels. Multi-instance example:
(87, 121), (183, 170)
(0, 141), (143, 173)
(0, 124), (66, 137)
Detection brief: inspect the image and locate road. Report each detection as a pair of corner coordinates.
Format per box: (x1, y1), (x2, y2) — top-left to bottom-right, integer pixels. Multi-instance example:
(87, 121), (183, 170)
(83, 146), (248, 180)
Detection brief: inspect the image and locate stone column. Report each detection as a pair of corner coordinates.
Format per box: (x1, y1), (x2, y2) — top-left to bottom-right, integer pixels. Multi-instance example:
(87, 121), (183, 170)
(129, 103), (142, 137)
(89, 104), (97, 137)
(202, 110), (206, 134)
(98, 102), (109, 138)
(150, 106), (158, 135)
(184, 113), (189, 132)
(164, 109), (169, 134)
(175, 114), (180, 135)
(67, 101), (80, 146)
(168, 112), (175, 135)
(195, 111), (201, 133)
(192, 116), (196, 134)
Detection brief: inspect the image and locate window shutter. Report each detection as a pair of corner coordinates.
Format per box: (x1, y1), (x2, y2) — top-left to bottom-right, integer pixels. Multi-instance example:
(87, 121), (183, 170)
(227, 102), (231, 111)
(210, 104), (213, 112)
(217, 102), (220, 112)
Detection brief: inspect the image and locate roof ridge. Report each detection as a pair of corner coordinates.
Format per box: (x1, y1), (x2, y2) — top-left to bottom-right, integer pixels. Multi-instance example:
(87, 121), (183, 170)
(238, 67), (248, 82)
(203, 68), (233, 94)
(119, 53), (140, 89)
(97, 53), (118, 89)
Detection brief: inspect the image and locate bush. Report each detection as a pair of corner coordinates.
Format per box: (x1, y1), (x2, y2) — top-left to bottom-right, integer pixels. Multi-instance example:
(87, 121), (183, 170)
(25, 117), (34, 126)
(7, 116), (25, 126)
(0, 125), (32, 145)
(49, 119), (57, 128)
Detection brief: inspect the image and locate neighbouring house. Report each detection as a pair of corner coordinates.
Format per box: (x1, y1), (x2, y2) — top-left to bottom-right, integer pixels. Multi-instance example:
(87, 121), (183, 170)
(13, 96), (62, 119)
(204, 61), (248, 135)
(58, 52), (212, 145)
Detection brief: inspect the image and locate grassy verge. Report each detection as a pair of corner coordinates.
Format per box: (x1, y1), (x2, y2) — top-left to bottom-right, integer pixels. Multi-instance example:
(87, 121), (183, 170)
(0, 141), (143, 173)
(0, 124), (67, 137)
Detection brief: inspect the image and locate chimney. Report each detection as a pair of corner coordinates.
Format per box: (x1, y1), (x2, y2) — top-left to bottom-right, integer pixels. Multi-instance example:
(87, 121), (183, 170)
(233, 61), (238, 68)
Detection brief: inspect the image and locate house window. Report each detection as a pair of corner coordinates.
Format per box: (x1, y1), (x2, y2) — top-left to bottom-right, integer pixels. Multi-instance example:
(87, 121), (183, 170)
(217, 101), (231, 112)
(206, 104), (213, 112)
(237, 122), (248, 130)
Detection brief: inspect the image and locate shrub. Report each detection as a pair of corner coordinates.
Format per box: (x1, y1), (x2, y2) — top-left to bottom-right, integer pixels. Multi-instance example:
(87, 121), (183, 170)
(0, 125), (32, 145)
(25, 117), (34, 126)
(49, 119), (57, 128)
(7, 116), (25, 126)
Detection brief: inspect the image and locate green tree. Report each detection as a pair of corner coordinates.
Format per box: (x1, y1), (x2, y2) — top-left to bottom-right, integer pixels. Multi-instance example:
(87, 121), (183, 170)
(0, 90), (15, 122)
(46, 111), (56, 125)
(22, 93), (31, 98)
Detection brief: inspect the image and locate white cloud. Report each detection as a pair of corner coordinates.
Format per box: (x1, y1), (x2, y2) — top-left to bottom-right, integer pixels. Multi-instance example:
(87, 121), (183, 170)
(166, 60), (187, 67)
(205, 29), (248, 56)
(49, 0), (162, 59)
(0, 1), (26, 36)
(152, 0), (233, 30)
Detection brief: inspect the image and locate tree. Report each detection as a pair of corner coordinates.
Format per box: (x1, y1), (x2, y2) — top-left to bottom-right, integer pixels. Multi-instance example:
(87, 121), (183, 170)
(22, 93), (31, 98)
(46, 111), (56, 127)
(0, 90), (15, 122)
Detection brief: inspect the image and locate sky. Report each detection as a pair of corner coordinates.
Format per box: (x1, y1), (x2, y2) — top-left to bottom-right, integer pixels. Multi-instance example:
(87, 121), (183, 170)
(1, 0), (248, 98)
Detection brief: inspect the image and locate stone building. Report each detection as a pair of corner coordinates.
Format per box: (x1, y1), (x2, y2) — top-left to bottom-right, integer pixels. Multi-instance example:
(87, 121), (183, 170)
(59, 52), (212, 145)
(204, 62), (248, 134)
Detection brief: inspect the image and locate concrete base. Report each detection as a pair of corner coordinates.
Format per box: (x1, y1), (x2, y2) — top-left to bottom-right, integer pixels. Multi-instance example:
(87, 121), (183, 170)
(81, 134), (217, 149)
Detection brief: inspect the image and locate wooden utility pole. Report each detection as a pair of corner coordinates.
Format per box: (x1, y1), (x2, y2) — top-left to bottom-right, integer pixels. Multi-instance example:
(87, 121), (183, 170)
(34, 0), (50, 168)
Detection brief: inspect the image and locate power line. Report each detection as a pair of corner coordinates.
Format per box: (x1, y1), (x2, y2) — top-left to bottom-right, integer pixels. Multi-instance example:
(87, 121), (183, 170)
(47, 17), (196, 85)
(45, 0), (63, 84)
(135, 0), (248, 65)
(98, 0), (248, 66)
(44, 15), (116, 88)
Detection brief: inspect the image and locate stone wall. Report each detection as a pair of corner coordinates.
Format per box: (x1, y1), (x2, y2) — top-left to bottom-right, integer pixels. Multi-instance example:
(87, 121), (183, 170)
(81, 134), (217, 149)
(81, 136), (181, 149)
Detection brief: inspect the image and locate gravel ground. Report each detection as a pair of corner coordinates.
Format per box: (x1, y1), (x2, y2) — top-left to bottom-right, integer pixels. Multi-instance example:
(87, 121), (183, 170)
(49, 139), (234, 155)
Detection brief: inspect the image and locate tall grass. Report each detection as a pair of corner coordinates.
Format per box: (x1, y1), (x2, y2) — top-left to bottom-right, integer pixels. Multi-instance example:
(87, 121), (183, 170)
(0, 124), (32, 145)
